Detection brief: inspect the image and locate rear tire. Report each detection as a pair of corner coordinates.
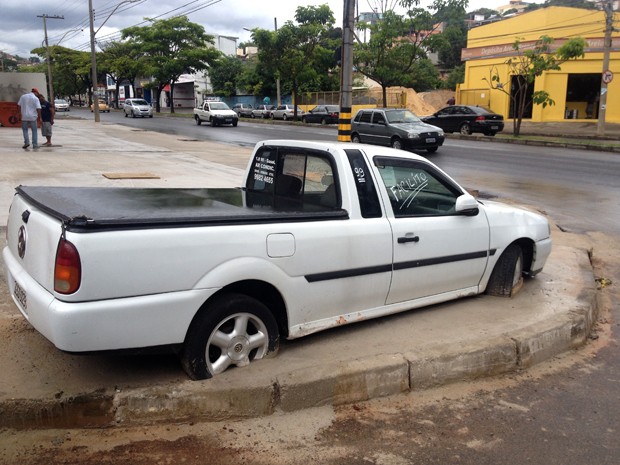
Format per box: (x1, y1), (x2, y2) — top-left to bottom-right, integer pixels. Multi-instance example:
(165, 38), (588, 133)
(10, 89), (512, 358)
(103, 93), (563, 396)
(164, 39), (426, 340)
(426, 147), (438, 153)
(486, 244), (524, 297)
(459, 122), (472, 135)
(282, 114), (288, 121)
(181, 294), (280, 380)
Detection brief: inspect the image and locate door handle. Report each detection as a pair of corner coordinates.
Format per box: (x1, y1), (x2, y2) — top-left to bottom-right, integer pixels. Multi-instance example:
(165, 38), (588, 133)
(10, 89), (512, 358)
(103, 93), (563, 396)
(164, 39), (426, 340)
(398, 235), (419, 244)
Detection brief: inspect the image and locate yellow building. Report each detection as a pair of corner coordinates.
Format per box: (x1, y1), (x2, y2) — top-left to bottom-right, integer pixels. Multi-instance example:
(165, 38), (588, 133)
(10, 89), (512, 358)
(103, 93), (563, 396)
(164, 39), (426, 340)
(459, 6), (620, 123)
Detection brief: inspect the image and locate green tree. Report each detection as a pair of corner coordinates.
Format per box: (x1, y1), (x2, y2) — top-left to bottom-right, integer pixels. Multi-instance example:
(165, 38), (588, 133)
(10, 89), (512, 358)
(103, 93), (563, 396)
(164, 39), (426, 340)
(252, 4), (339, 119)
(209, 55), (244, 97)
(99, 41), (149, 108)
(485, 35), (586, 135)
(122, 16), (221, 113)
(31, 45), (91, 104)
(354, 0), (467, 104)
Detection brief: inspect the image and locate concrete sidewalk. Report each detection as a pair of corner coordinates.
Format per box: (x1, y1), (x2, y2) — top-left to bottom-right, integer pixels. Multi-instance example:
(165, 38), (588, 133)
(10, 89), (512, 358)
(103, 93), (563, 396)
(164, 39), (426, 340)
(0, 119), (599, 429)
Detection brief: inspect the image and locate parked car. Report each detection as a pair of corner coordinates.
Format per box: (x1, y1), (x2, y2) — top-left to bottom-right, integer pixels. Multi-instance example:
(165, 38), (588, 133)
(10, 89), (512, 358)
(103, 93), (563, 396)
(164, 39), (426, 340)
(351, 108), (445, 153)
(90, 99), (110, 113)
(270, 105), (304, 121)
(251, 105), (276, 119)
(123, 98), (153, 118)
(232, 103), (254, 117)
(54, 99), (70, 112)
(421, 105), (504, 136)
(301, 105), (340, 125)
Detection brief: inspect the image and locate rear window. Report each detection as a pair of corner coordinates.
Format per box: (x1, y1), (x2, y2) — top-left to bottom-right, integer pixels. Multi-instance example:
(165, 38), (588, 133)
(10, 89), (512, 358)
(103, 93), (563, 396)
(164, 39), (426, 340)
(246, 147), (340, 211)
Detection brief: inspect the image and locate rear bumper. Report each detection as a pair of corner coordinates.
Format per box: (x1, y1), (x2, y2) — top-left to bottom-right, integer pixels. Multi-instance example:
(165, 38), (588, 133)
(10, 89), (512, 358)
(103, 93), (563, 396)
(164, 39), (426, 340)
(3, 246), (216, 353)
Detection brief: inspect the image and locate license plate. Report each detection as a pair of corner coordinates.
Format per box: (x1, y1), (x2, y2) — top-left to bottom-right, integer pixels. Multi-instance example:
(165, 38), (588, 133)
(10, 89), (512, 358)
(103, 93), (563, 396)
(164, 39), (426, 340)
(13, 280), (27, 312)
(426, 138), (436, 143)
(225, 118), (232, 123)
(491, 126), (498, 129)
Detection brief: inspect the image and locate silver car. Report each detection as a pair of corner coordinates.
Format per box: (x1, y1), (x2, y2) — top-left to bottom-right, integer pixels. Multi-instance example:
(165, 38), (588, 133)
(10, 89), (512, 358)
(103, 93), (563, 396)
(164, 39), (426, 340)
(123, 98), (153, 118)
(54, 99), (70, 112)
(270, 105), (304, 121)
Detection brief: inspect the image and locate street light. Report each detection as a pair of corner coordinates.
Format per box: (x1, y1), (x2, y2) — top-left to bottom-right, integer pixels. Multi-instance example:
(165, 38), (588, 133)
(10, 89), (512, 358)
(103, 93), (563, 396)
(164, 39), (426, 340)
(88, 0), (139, 122)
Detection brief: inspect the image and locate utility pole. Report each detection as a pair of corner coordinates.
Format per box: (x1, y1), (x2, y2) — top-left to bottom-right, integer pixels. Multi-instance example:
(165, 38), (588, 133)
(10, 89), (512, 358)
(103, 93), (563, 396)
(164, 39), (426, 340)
(88, 0), (100, 122)
(38, 14), (64, 104)
(338, 0), (356, 142)
(274, 18), (281, 106)
(596, 0), (614, 136)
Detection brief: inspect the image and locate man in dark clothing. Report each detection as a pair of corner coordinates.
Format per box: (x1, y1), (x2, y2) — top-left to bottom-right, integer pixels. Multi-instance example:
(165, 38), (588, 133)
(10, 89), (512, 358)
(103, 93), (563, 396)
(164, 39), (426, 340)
(38, 93), (55, 146)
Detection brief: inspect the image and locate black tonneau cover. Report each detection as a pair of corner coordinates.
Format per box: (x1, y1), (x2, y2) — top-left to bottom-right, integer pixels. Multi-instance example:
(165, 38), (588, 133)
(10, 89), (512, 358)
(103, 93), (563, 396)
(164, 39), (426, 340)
(16, 186), (348, 232)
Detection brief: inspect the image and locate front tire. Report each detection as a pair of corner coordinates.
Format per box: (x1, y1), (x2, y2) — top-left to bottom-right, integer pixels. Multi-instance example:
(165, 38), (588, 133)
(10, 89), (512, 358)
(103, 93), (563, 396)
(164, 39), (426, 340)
(426, 146), (438, 153)
(195, 115), (202, 125)
(391, 137), (403, 150)
(486, 244), (524, 297)
(181, 294), (280, 380)
(351, 133), (361, 144)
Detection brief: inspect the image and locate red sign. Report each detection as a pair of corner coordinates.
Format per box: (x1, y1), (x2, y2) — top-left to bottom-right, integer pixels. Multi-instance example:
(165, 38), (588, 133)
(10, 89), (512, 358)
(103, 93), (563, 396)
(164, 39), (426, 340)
(602, 70), (613, 84)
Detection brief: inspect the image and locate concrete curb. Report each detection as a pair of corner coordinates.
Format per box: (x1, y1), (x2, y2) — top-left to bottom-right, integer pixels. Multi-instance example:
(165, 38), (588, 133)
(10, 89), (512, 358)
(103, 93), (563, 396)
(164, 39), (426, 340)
(0, 266), (597, 430)
(445, 133), (620, 153)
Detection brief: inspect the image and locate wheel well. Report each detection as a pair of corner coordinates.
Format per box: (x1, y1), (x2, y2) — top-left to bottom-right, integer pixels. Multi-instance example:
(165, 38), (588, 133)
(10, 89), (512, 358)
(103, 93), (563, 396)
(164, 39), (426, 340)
(512, 238), (534, 272)
(201, 280), (289, 338)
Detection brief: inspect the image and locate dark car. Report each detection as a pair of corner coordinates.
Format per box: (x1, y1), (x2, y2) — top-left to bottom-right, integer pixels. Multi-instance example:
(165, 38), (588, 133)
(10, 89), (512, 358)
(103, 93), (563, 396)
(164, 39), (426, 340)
(422, 105), (504, 136)
(301, 105), (340, 125)
(351, 108), (445, 153)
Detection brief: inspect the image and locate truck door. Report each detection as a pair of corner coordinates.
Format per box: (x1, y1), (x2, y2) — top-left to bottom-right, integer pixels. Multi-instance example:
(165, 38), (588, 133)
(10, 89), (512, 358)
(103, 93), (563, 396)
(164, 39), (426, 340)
(373, 156), (490, 305)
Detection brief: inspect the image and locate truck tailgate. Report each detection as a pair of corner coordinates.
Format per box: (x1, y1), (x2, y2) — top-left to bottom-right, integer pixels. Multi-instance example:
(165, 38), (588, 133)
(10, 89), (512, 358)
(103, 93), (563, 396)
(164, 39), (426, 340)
(5, 193), (63, 294)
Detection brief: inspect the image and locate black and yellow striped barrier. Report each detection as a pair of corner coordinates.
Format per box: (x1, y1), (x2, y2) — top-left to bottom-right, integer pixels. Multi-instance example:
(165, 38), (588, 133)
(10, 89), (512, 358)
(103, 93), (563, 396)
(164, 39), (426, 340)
(337, 106), (352, 142)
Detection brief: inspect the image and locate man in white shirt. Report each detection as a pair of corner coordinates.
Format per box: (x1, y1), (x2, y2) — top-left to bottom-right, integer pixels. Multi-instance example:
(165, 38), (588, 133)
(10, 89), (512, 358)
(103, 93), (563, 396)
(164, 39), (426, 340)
(17, 88), (42, 149)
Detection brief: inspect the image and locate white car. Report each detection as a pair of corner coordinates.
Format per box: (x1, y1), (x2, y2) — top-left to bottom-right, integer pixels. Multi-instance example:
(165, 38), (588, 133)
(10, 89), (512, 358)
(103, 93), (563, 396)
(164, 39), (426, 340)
(54, 99), (70, 112)
(4, 140), (551, 380)
(123, 98), (153, 118)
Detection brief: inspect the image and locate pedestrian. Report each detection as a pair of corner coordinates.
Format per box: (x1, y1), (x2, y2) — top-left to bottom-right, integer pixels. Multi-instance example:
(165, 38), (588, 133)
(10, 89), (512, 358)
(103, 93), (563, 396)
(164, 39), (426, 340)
(38, 93), (55, 146)
(17, 88), (42, 149)
(446, 96), (455, 105)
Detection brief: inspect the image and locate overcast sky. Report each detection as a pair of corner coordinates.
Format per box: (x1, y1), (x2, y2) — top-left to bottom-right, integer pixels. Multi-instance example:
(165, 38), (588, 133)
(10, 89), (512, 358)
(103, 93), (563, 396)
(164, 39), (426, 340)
(2, 0), (522, 59)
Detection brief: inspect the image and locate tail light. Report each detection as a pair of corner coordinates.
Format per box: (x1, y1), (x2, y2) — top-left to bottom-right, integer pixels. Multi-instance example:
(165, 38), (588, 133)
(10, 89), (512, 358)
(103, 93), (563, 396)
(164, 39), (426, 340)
(475, 116), (486, 121)
(54, 238), (81, 294)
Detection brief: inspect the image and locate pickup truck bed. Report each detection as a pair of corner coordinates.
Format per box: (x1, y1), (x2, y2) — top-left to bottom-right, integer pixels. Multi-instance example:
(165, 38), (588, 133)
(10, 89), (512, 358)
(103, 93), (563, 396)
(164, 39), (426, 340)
(16, 186), (348, 231)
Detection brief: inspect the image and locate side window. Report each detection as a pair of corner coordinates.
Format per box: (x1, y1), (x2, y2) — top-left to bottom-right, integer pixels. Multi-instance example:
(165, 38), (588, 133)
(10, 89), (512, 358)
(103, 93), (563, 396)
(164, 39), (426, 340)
(246, 148), (339, 210)
(438, 107), (453, 116)
(374, 157), (461, 217)
(373, 112), (386, 124)
(359, 111), (372, 123)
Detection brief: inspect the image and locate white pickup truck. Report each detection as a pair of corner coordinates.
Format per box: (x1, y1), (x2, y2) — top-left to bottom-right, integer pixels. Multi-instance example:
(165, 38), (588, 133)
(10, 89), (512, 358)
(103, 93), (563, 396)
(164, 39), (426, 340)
(3, 140), (551, 380)
(193, 101), (238, 127)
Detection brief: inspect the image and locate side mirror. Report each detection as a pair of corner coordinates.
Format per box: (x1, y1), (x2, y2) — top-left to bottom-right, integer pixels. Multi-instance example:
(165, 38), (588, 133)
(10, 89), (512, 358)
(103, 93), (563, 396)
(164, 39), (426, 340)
(455, 194), (479, 216)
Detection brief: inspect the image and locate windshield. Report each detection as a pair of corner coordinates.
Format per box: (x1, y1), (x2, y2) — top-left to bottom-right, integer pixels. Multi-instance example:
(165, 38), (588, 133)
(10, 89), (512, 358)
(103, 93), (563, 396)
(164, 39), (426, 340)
(386, 110), (421, 124)
(132, 99), (149, 106)
(55, 99), (67, 104)
(209, 102), (230, 110)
